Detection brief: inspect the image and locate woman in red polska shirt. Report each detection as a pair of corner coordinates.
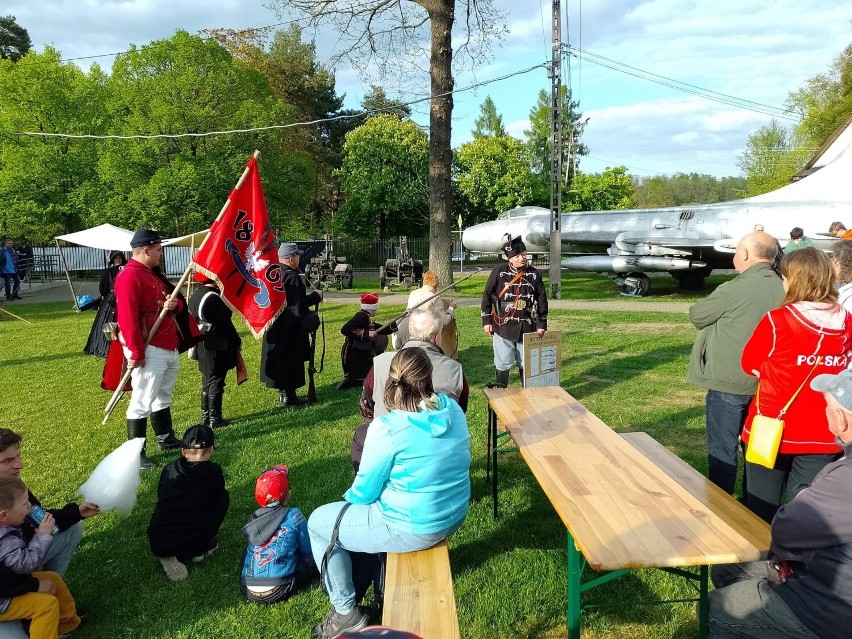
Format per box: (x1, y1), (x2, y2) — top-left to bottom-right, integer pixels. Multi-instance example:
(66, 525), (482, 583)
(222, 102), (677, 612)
(741, 247), (852, 523)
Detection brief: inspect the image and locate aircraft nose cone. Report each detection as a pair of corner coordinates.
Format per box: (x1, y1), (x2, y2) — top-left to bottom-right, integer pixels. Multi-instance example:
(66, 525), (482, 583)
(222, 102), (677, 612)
(462, 224), (494, 252)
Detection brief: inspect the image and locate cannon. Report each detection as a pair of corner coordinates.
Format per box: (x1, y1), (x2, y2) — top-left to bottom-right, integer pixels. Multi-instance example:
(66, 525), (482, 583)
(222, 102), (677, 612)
(379, 236), (424, 291)
(305, 234), (353, 290)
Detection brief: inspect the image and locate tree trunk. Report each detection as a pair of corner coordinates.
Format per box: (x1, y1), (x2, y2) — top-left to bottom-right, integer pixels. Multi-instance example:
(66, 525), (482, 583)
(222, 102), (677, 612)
(425, 0), (455, 288)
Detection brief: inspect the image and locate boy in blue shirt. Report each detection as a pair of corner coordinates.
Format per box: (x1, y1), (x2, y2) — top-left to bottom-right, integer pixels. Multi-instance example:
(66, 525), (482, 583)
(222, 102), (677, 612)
(240, 465), (316, 603)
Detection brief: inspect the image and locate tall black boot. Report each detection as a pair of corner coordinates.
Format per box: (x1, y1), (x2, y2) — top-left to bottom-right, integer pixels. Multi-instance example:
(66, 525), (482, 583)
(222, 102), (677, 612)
(518, 367), (524, 387)
(201, 391), (210, 427)
(279, 388), (307, 407)
(127, 418), (155, 470)
(487, 369), (510, 389)
(150, 407), (181, 451)
(208, 391), (229, 428)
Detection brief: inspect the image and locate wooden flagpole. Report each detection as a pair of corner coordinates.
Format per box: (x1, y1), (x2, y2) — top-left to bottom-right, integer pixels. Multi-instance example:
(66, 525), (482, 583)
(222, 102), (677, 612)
(102, 150), (261, 424)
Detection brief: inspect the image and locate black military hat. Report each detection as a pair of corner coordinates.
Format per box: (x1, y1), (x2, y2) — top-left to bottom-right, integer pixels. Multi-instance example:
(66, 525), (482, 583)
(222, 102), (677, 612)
(130, 229), (163, 248)
(503, 235), (527, 258)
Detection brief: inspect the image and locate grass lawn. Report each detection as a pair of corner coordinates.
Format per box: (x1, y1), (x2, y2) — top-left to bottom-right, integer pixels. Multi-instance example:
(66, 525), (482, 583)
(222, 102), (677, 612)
(0, 297), (713, 639)
(349, 269), (735, 303)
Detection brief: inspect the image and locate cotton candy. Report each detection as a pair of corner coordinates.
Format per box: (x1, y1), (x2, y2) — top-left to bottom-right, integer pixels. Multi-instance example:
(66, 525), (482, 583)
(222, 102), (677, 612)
(78, 438), (144, 515)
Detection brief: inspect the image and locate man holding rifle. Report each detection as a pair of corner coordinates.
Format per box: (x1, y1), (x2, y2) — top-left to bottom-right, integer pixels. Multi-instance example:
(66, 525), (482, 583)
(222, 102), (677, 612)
(260, 243), (323, 407)
(115, 229), (183, 469)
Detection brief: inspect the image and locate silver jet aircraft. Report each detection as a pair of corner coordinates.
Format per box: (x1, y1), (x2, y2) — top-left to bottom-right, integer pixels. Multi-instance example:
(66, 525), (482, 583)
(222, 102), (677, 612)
(462, 116), (852, 295)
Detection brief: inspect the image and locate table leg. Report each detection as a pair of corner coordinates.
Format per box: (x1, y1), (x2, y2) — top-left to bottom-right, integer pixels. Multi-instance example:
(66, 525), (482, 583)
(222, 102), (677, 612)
(491, 406), (499, 519)
(486, 404), (493, 480)
(567, 530), (582, 639)
(698, 564), (709, 639)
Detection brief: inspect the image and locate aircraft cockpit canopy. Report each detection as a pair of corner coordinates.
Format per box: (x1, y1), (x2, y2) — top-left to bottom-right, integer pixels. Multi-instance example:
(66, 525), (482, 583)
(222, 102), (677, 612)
(497, 206), (548, 220)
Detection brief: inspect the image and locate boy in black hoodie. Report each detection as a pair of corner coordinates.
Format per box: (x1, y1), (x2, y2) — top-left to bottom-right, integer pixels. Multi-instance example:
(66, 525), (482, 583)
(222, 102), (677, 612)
(147, 425), (229, 581)
(240, 466), (315, 603)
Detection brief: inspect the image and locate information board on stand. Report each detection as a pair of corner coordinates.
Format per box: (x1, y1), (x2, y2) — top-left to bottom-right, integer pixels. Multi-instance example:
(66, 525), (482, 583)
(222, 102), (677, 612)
(522, 331), (562, 387)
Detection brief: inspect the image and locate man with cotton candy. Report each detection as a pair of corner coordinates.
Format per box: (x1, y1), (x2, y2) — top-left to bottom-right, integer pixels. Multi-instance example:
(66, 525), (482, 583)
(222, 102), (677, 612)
(0, 430), (101, 578)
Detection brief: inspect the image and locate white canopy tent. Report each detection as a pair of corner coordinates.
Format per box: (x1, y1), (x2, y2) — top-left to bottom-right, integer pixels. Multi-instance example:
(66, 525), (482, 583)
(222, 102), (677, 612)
(53, 224), (209, 310)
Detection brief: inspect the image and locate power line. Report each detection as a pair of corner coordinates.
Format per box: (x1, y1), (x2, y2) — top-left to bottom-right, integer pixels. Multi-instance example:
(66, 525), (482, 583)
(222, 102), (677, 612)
(568, 45), (800, 122)
(0, 64), (546, 140)
(28, 19), (310, 66)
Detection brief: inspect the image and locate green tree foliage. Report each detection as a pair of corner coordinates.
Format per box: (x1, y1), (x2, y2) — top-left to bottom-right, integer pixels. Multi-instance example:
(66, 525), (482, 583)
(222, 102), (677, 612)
(0, 15), (31, 62)
(525, 87), (588, 206)
(204, 25), (356, 234)
(737, 43), (852, 197)
(454, 136), (535, 224)
(335, 114), (429, 240)
(737, 120), (810, 197)
(631, 173), (748, 208)
(565, 167), (634, 212)
(0, 48), (104, 242)
(472, 96), (506, 138)
(362, 85), (412, 119)
(787, 44), (852, 150)
(93, 31), (311, 237)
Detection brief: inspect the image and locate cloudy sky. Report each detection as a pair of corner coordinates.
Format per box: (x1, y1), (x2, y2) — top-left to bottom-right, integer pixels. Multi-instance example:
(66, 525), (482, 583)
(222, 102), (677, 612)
(5, 1), (851, 177)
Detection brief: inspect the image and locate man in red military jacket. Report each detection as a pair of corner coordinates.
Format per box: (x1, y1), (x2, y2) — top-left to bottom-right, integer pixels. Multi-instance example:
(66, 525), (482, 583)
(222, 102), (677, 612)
(115, 229), (182, 468)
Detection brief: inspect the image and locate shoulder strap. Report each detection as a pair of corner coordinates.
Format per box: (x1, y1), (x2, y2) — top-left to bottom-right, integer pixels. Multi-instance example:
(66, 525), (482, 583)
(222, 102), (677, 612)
(196, 289), (218, 323)
(320, 502), (351, 594)
(757, 356), (821, 418)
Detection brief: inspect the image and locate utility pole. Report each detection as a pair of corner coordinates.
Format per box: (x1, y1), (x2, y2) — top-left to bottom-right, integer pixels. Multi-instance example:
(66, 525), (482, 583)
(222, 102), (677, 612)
(548, 0), (563, 299)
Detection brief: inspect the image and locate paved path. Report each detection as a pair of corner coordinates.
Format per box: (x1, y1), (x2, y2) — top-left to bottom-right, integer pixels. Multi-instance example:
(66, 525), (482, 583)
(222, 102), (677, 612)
(6, 278), (691, 314)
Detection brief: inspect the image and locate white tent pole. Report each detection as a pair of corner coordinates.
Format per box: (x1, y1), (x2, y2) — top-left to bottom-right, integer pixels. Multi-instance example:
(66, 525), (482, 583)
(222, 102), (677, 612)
(55, 239), (79, 311)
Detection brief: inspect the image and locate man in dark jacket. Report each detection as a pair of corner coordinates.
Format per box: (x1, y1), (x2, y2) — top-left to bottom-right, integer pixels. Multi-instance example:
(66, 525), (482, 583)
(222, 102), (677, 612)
(260, 243), (322, 407)
(480, 235), (548, 388)
(686, 232), (784, 494)
(708, 368), (852, 638)
(0, 429), (100, 577)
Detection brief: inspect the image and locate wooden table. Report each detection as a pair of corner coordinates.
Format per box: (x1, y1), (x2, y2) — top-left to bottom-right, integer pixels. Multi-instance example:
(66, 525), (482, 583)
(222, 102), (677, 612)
(485, 386), (771, 639)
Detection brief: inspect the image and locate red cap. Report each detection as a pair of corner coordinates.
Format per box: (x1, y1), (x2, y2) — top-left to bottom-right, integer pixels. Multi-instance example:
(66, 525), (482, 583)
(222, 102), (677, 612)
(360, 292), (379, 310)
(255, 465), (290, 507)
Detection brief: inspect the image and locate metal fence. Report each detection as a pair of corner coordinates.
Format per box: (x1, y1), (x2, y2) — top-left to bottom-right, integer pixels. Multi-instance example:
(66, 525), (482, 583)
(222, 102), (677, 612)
(29, 237), (549, 281)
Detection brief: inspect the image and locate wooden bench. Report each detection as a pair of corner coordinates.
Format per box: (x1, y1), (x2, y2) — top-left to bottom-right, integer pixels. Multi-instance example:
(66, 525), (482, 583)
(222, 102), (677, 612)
(382, 540), (460, 639)
(485, 386), (771, 639)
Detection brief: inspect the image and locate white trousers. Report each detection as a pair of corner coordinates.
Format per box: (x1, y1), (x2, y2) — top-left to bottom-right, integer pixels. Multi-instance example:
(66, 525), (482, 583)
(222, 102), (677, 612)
(124, 345), (179, 419)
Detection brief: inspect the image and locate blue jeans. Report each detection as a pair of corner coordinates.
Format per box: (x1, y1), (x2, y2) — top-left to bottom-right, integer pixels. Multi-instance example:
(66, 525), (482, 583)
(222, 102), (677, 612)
(37, 521), (82, 577)
(745, 451), (838, 523)
(706, 390), (752, 494)
(308, 501), (463, 614)
(708, 562), (818, 638)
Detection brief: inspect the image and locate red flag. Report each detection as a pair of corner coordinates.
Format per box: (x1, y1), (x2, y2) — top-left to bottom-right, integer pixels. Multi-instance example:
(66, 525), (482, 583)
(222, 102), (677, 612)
(192, 156), (286, 338)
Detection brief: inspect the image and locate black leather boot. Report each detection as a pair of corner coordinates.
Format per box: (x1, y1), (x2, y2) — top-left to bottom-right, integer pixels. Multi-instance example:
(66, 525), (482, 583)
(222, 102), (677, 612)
(518, 367), (524, 387)
(279, 388), (307, 407)
(201, 391), (210, 427)
(127, 418), (155, 470)
(208, 391), (229, 428)
(150, 407), (181, 451)
(487, 369), (510, 389)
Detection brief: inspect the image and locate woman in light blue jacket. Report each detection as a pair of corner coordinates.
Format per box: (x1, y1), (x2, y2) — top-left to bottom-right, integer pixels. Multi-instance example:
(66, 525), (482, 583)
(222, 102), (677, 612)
(309, 348), (471, 638)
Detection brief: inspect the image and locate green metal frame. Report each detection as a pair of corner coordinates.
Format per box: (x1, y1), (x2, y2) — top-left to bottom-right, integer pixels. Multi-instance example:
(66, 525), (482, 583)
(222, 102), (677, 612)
(566, 530), (709, 639)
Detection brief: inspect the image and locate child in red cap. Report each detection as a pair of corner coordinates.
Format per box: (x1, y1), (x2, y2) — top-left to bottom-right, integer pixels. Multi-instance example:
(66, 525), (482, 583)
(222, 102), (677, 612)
(239, 466), (316, 604)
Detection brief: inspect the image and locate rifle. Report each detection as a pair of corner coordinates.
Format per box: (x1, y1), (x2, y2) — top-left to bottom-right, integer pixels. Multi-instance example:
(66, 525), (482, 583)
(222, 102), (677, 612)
(374, 268), (483, 335)
(307, 301), (325, 404)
